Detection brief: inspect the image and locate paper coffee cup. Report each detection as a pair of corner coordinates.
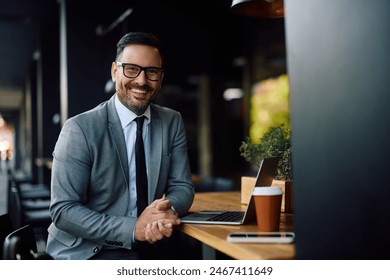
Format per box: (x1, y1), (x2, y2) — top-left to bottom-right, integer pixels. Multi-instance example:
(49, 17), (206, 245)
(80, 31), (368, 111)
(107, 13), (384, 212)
(252, 186), (283, 232)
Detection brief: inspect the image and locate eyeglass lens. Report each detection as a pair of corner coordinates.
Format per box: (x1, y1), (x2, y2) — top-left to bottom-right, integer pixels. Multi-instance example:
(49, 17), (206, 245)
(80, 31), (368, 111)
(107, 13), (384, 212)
(122, 64), (162, 81)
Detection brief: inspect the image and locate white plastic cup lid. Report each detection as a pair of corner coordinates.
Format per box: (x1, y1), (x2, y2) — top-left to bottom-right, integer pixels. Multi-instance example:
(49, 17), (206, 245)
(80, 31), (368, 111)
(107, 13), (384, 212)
(252, 186), (283, 196)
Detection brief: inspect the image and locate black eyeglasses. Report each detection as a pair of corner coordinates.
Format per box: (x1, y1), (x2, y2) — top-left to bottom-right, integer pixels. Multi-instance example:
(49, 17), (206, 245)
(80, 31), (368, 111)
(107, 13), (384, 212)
(116, 62), (164, 81)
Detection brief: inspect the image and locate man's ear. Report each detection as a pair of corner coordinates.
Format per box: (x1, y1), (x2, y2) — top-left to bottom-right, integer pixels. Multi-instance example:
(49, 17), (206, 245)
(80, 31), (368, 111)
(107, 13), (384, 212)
(111, 62), (117, 82)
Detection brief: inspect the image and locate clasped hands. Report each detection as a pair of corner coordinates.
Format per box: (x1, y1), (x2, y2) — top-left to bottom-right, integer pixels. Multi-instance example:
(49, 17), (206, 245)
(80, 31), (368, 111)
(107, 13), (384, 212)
(134, 196), (180, 244)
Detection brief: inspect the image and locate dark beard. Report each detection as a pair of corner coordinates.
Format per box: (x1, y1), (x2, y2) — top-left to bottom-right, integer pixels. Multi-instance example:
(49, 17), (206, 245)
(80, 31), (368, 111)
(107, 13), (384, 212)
(120, 84), (155, 115)
(128, 100), (150, 115)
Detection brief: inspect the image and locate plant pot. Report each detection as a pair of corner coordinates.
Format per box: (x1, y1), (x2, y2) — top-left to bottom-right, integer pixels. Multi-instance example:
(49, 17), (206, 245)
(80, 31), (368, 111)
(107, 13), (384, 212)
(241, 177), (294, 213)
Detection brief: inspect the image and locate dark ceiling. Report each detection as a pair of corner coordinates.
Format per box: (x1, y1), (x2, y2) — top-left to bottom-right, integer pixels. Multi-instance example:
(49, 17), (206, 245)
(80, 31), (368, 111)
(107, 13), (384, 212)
(0, 0), (56, 115)
(0, 0), (40, 88)
(0, 0), (136, 113)
(0, 0), (236, 113)
(0, 0), (285, 117)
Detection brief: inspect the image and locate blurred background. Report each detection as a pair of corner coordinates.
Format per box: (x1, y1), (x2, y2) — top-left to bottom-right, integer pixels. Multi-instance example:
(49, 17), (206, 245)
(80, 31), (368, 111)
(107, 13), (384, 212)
(0, 0), (288, 186)
(2, 0), (389, 259)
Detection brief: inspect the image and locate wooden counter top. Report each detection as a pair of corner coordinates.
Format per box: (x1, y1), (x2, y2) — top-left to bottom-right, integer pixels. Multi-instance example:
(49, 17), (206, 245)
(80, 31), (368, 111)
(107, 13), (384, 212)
(179, 192), (295, 260)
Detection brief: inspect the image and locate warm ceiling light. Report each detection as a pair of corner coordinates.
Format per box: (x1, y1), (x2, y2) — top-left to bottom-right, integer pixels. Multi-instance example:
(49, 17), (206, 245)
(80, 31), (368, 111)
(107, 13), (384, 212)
(223, 88), (244, 101)
(231, 0), (284, 18)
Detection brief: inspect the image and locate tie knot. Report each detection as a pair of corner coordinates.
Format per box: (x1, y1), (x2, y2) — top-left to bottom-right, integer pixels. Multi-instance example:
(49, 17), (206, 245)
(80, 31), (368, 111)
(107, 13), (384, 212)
(135, 116), (145, 131)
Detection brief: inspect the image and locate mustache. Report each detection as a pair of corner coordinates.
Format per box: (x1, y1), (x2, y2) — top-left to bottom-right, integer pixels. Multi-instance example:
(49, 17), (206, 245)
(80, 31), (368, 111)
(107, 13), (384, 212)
(128, 83), (154, 92)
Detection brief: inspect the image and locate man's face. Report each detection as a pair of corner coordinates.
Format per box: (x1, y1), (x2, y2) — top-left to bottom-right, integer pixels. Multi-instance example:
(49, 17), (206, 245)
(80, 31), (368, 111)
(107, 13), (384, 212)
(111, 44), (163, 115)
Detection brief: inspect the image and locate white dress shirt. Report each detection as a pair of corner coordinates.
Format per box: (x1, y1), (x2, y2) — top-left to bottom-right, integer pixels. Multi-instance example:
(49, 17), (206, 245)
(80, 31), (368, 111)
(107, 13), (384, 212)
(114, 94), (151, 217)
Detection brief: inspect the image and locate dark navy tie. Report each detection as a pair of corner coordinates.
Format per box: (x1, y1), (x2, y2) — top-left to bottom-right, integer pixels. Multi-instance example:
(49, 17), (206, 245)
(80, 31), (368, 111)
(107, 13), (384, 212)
(135, 116), (148, 216)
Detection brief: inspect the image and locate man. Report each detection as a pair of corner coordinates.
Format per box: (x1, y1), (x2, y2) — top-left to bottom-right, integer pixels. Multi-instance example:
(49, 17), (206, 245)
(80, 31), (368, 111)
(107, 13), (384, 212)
(46, 32), (195, 260)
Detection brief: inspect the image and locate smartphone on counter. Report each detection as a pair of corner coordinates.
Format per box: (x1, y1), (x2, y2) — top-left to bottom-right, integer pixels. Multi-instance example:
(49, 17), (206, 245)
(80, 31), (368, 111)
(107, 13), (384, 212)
(227, 232), (295, 243)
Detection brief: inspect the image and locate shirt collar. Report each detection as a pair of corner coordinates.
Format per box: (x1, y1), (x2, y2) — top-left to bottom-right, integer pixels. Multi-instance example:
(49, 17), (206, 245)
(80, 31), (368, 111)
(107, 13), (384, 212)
(114, 94), (151, 129)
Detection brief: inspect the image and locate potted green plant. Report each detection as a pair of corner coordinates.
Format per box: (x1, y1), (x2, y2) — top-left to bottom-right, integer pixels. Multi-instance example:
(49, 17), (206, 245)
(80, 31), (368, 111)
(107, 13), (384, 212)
(239, 123), (293, 212)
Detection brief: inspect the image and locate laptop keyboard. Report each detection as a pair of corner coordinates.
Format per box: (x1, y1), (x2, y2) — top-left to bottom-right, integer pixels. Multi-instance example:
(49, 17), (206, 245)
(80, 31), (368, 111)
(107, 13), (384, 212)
(208, 211), (244, 222)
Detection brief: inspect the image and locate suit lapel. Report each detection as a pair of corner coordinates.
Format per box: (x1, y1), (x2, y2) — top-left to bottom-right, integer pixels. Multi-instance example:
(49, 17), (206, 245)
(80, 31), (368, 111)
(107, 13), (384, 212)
(107, 98), (162, 203)
(149, 105), (162, 202)
(107, 96), (129, 187)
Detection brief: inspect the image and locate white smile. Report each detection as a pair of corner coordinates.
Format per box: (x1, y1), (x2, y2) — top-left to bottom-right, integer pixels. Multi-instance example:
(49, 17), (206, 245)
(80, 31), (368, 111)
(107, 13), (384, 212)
(130, 88), (147, 95)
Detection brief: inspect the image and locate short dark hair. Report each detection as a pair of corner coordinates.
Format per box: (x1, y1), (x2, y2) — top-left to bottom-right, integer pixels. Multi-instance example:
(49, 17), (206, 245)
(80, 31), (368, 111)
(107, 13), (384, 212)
(115, 32), (163, 63)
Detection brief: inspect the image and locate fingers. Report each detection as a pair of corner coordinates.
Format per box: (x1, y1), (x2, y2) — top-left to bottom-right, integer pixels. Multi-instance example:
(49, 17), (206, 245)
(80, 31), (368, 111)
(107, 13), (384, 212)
(135, 196), (178, 244)
(141, 206), (178, 221)
(156, 199), (172, 211)
(149, 196), (167, 207)
(158, 221), (174, 238)
(149, 197), (172, 212)
(145, 221), (168, 244)
(147, 195), (173, 211)
(155, 218), (180, 238)
(144, 223), (158, 244)
(143, 217), (180, 244)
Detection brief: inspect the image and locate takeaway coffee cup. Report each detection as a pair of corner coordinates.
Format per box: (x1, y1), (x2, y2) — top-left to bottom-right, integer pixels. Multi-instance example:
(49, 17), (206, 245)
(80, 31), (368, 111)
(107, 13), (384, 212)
(252, 186), (283, 232)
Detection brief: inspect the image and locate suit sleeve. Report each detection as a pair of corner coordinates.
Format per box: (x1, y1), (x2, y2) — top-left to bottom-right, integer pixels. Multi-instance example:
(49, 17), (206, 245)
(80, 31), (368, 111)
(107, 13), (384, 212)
(164, 112), (195, 216)
(50, 118), (136, 249)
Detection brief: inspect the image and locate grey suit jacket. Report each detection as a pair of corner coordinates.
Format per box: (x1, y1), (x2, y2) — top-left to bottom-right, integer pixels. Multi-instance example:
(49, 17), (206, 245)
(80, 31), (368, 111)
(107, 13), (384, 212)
(46, 95), (195, 260)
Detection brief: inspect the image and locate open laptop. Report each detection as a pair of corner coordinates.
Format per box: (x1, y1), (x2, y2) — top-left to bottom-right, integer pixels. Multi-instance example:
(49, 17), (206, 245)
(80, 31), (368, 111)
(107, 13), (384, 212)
(181, 157), (281, 225)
